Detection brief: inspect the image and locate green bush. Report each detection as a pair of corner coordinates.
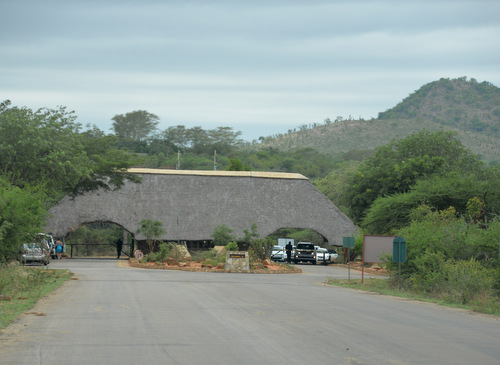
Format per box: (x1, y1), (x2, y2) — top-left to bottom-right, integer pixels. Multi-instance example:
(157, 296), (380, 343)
(249, 238), (273, 261)
(196, 248), (226, 267)
(225, 241), (239, 251)
(406, 250), (448, 293)
(0, 177), (47, 263)
(212, 224), (235, 246)
(383, 206), (500, 307)
(442, 259), (495, 305)
(144, 242), (184, 262)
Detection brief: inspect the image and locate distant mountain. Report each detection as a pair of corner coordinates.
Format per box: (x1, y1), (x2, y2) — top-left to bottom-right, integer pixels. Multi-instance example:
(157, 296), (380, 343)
(378, 77), (500, 135)
(254, 77), (500, 163)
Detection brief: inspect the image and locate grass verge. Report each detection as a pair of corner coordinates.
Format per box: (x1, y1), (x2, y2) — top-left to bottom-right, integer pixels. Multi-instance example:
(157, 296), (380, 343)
(0, 264), (73, 330)
(325, 278), (500, 317)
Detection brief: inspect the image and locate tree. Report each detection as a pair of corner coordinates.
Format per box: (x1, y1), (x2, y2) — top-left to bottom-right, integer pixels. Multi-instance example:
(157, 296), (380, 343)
(212, 224), (235, 246)
(241, 223), (259, 245)
(313, 161), (359, 214)
(111, 110), (159, 141)
(0, 100), (87, 196)
(240, 223), (273, 261)
(226, 158), (252, 171)
(0, 101), (140, 201)
(186, 126), (210, 154)
(162, 125), (188, 149)
(208, 127), (244, 155)
(136, 219), (166, 253)
(0, 176), (47, 262)
(345, 130), (486, 223)
(362, 169), (500, 234)
(68, 126), (142, 198)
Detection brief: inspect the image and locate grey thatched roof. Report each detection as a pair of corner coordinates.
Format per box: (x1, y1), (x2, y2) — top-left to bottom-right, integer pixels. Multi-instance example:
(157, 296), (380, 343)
(46, 168), (357, 245)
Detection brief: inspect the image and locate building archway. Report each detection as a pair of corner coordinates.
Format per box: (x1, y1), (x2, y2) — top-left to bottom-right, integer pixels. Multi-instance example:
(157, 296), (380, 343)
(62, 221), (134, 259)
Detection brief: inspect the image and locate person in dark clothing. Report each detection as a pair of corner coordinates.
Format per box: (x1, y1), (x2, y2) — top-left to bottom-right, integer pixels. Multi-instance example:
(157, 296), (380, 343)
(116, 238), (123, 259)
(285, 241), (293, 264)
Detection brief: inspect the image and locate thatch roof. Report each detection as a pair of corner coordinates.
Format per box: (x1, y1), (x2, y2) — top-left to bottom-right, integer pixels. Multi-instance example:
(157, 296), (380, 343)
(46, 168), (357, 246)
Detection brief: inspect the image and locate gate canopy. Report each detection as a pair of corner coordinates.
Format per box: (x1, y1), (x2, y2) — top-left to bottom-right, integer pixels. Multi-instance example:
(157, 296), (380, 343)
(46, 168), (357, 245)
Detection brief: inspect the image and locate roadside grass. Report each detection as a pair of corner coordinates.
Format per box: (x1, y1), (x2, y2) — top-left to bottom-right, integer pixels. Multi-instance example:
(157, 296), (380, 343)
(0, 264), (73, 330)
(325, 278), (500, 317)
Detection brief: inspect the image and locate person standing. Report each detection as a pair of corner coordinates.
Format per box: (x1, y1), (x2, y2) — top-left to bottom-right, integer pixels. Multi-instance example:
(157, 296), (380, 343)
(55, 240), (63, 260)
(285, 241), (293, 264)
(115, 238), (123, 259)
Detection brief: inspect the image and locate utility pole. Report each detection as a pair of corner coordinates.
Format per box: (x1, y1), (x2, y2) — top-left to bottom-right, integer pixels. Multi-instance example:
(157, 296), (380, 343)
(214, 150), (217, 171)
(177, 151), (180, 170)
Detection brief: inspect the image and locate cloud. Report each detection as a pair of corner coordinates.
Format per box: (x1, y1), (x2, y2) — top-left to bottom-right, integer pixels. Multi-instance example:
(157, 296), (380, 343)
(1, 0), (499, 141)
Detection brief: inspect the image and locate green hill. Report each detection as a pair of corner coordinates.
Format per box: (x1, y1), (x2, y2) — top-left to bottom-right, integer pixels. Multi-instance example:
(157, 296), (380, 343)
(255, 77), (500, 163)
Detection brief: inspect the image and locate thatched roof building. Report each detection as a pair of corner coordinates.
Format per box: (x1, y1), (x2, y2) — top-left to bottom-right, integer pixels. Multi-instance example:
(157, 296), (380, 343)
(46, 168), (357, 246)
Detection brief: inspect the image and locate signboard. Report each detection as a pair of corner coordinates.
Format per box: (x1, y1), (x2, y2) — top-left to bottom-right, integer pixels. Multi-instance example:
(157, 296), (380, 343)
(225, 251), (250, 272)
(343, 237), (355, 248)
(363, 235), (395, 263)
(393, 236), (407, 263)
(362, 235), (395, 283)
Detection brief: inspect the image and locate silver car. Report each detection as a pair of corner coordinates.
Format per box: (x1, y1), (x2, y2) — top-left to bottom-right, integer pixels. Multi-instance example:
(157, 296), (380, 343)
(20, 241), (50, 265)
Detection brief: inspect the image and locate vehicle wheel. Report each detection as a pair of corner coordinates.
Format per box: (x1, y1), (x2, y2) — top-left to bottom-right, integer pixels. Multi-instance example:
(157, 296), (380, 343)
(312, 260), (317, 265)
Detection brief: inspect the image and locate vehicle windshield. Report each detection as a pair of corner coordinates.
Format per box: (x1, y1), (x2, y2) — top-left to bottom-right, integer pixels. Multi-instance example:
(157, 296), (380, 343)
(25, 243), (44, 249)
(297, 244), (314, 250)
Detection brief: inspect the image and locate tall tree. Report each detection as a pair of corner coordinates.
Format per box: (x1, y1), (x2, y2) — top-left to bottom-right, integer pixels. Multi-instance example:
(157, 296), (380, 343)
(0, 100), (87, 195)
(111, 110), (159, 141)
(208, 127), (243, 154)
(162, 125), (188, 149)
(0, 100), (140, 200)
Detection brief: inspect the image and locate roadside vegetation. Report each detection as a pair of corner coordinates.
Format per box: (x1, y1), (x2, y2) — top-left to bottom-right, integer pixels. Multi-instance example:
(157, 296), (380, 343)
(134, 223), (297, 272)
(326, 277), (500, 316)
(322, 130), (500, 316)
(328, 215), (500, 316)
(132, 241), (297, 273)
(0, 265), (73, 330)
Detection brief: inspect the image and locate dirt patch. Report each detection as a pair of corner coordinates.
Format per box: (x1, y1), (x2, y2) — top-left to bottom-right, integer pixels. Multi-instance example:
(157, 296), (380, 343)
(128, 259), (301, 274)
(341, 262), (388, 276)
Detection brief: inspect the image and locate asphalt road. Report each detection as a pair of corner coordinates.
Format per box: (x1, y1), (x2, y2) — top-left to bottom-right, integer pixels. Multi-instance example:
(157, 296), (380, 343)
(1, 259), (499, 365)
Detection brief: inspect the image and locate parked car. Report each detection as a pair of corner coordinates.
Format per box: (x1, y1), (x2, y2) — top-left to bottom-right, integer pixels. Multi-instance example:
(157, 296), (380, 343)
(294, 242), (316, 264)
(20, 240), (50, 265)
(38, 233), (56, 259)
(328, 249), (339, 262)
(270, 245), (286, 262)
(315, 247), (331, 263)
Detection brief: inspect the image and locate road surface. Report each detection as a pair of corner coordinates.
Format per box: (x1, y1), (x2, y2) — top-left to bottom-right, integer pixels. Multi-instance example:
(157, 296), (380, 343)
(1, 259), (499, 364)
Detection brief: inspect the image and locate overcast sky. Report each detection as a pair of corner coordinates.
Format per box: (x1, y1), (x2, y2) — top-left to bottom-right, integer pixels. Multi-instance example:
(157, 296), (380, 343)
(2, 0), (499, 141)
